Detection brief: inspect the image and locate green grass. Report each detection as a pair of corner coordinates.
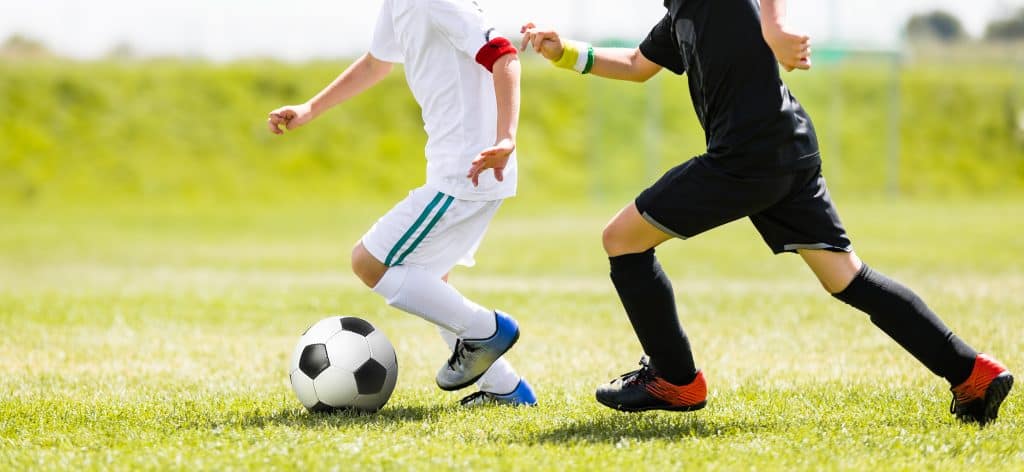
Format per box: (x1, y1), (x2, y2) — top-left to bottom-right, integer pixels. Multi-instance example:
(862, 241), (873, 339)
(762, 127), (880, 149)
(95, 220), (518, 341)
(1, 199), (1022, 470)
(1, 59), (1022, 206)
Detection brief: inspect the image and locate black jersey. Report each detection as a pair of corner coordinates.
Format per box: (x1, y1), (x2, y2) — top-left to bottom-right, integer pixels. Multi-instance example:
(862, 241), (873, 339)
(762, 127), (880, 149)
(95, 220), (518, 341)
(640, 0), (821, 176)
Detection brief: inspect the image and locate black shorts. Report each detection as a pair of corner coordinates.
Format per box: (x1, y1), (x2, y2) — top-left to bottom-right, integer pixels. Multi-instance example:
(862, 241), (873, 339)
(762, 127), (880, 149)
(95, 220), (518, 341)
(635, 156), (852, 255)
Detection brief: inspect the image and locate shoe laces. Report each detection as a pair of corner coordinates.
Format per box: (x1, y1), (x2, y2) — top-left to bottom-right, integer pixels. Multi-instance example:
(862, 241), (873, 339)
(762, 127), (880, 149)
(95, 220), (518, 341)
(460, 391), (491, 406)
(620, 357), (656, 386)
(950, 382), (982, 414)
(447, 339), (476, 369)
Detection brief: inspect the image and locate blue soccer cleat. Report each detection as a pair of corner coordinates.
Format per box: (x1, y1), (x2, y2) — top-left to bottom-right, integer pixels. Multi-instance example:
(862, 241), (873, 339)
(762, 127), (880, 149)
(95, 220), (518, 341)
(436, 311), (520, 391)
(459, 379), (538, 407)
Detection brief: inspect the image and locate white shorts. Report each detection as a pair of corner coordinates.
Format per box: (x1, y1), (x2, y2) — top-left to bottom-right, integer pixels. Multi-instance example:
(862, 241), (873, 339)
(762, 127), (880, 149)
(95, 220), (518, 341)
(361, 185), (503, 278)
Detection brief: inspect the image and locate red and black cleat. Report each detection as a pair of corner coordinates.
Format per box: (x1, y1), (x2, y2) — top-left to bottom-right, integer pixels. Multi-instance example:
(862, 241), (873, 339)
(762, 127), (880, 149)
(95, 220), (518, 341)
(950, 354), (1014, 426)
(596, 357), (707, 413)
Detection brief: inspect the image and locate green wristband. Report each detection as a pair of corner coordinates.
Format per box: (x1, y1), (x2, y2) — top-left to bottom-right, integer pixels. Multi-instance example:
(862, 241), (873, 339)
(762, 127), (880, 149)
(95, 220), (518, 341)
(582, 45), (595, 75)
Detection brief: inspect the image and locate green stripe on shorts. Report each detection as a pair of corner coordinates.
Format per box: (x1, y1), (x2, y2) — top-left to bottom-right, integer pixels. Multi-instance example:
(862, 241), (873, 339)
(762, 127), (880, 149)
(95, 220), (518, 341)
(393, 195), (455, 267)
(385, 192), (444, 267)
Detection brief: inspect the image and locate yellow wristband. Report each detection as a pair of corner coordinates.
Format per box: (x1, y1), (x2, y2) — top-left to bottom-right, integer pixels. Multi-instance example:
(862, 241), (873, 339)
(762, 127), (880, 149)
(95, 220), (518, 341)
(552, 41), (581, 70)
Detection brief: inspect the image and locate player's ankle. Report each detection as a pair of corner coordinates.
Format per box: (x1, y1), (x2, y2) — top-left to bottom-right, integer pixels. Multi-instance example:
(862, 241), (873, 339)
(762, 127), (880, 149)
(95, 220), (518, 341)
(649, 361), (699, 386)
(462, 310), (498, 339)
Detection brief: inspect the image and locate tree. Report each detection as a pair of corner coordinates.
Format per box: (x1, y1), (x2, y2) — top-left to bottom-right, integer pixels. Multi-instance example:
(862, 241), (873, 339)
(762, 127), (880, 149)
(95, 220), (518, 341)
(905, 10), (967, 42)
(985, 8), (1024, 41)
(0, 34), (51, 57)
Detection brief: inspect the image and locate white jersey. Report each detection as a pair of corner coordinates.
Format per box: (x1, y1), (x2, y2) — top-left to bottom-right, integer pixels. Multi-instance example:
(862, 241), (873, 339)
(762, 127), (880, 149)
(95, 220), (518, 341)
(370, 0), (517, 201)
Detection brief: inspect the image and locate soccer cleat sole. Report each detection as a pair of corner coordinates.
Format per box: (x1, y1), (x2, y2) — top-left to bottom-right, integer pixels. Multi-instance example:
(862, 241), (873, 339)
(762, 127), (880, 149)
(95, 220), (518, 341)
(980, 373), (1013, 426)
(437, 329), (520, 392)
(595, 394), (707, 413)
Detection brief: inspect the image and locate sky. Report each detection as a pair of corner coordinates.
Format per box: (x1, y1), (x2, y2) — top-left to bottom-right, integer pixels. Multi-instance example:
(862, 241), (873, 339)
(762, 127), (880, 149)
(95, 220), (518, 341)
(1, 0), (1022, 61)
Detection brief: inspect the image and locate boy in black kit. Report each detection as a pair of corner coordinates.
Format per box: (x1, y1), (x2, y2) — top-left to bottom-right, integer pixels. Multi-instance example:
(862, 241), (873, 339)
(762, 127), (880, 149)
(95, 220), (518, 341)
(521, 0), (1012, 424)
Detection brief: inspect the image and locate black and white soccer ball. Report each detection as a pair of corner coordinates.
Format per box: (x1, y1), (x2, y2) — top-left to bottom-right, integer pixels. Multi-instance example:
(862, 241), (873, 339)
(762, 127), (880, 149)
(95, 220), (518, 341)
(289, 316), (398, 413)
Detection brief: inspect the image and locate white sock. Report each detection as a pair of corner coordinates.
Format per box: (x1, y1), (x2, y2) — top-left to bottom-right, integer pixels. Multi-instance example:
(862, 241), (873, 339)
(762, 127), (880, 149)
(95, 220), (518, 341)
(373, 265), (497, 339)
(439, 328), (521, 395)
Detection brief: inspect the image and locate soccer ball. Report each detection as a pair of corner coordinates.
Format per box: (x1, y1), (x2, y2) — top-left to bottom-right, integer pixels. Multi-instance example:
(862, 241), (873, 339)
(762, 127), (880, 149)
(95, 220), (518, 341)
(289, 316), (398, 413)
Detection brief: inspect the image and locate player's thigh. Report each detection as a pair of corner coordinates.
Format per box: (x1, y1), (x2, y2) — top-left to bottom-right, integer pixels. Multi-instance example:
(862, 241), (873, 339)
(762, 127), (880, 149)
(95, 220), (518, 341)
(602, 203), (674, 256)
(351, 242), (388, 287)
(360, 186), (461, 274)
(749, 166), (853, 256)
(361, 187), (501, 278)
(633, 157), (793, 244)
(408, 199), (502, 276)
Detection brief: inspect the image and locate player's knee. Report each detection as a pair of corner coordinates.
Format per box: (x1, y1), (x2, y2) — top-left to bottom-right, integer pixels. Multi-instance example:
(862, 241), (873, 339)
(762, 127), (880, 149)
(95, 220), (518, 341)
(809, 264), (859, 294)
(800, 250), (862, 294)
(815, 277), (839, 294)
(821, 270), (859, 294)
(351, 244), (386, 288)
(602, 223), (629, 256)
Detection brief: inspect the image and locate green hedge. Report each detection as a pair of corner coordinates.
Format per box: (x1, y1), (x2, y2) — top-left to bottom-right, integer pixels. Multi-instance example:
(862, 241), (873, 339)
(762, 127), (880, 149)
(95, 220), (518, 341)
(1, 59), (1021, 205)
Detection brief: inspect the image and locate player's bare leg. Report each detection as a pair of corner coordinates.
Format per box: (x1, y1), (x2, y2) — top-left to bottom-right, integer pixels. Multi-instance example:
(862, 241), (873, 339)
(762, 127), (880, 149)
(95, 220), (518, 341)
(801, 248), (1012, 425)
(602, 203), (673, 257)
(352, 242), (388, 288)
(798, 249), (862, 294)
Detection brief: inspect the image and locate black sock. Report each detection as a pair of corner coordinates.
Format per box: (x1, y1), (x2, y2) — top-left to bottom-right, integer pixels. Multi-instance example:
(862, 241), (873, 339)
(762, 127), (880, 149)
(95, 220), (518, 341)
(609, 249), (698, 385)
(833, 265), (977, 386)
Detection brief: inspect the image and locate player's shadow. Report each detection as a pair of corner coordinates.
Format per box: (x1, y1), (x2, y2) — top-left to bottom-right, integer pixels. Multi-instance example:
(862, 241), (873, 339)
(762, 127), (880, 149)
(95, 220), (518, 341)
(529, 412), (767, 444)
(238, 404), (445, 429)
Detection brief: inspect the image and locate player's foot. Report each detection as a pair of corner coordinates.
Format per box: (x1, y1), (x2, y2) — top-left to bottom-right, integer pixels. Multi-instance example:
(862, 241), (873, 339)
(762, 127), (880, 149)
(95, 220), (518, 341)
(595, 357), (707, 412)
(950, 353), (1013, 426)
(459, 379), (538, 407)
(436, 310), (520, 391)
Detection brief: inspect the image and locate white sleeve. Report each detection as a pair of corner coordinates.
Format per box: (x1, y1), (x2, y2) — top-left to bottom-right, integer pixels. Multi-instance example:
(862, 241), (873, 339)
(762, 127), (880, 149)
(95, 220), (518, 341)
(427, 0), (497, 59)
(369, 0), (403, 63)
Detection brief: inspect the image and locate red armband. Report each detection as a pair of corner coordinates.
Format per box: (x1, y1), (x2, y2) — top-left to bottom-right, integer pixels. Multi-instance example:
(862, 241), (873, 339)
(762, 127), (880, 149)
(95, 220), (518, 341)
(475, 37), (517, 73)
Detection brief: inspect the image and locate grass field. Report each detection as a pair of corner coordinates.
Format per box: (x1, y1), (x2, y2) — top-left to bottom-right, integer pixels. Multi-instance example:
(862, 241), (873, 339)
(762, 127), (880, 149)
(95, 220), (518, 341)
(1, 198), (1022, 470)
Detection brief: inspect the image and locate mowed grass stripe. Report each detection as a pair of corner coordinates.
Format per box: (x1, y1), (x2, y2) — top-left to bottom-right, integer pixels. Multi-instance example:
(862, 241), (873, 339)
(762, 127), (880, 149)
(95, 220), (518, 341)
(3, 265), (1024, 299)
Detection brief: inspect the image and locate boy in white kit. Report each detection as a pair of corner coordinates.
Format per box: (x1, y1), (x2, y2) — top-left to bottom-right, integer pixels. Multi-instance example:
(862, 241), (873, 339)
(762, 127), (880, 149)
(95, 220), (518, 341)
(267, 0), (536, 406)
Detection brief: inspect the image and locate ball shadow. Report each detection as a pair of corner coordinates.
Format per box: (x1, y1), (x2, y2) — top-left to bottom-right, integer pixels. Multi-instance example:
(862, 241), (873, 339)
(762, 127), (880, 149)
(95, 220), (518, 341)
(235, 403), (448, 429)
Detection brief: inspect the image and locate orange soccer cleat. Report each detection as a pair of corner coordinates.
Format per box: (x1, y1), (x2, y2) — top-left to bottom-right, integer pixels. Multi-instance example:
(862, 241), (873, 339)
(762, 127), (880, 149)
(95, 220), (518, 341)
(950, 354), (1014, 426)
(596, 357), (707, 413)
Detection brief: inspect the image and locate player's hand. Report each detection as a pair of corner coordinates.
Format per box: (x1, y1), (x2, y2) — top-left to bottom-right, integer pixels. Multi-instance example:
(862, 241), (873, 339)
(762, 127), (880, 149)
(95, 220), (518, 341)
(520, 23), (565, 61)
(467, 138), (515, 187)
(267, 103), (314, 135)
(762, 24), (811, 72)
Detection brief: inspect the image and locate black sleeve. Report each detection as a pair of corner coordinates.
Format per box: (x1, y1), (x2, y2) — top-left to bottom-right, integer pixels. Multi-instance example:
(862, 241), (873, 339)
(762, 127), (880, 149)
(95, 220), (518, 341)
(638, 14), (685, 75)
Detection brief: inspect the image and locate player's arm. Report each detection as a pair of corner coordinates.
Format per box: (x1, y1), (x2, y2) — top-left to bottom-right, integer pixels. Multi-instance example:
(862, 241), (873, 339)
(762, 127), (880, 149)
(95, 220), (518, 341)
(467, 51), (521, 186)
(520, 23), (662, 83)
(587, 47), (662, 83)
(267, 52), (394, 135)
(424, 0), (521, 186)
(759, 0), (812, 72)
